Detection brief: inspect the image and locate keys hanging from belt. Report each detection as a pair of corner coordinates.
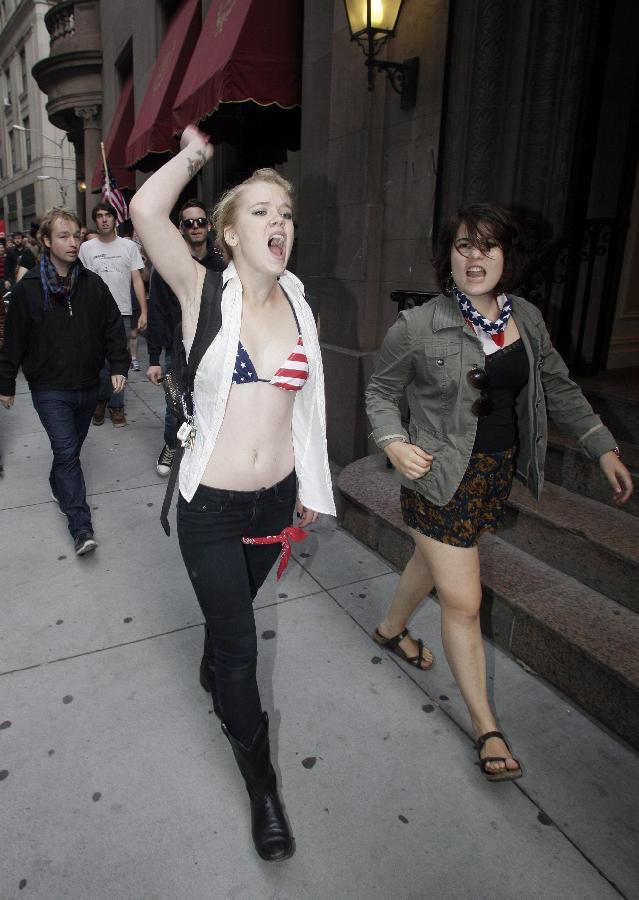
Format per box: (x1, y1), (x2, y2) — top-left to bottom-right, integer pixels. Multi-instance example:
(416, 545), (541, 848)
(177, 417), (196, 449)
(177, 392), (197, 450)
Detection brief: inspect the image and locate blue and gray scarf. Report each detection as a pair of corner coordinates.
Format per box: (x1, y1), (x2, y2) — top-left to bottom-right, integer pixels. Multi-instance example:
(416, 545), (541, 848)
(40, 254), (80, 312)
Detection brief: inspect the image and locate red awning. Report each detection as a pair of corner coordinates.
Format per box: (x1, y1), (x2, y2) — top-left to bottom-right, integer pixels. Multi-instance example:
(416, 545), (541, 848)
(91, 74), (135, 192)
(125, 0), (201, 170)
(172, 0), (302, 132)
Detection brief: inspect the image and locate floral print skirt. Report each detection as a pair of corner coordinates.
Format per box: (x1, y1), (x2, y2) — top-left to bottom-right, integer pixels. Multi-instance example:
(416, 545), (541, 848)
(400, 447), (516, 548)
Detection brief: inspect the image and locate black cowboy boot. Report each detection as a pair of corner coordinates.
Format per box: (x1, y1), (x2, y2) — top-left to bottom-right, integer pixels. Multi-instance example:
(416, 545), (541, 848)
(199, 626), (222, 720)
(221, 712), (295, 861)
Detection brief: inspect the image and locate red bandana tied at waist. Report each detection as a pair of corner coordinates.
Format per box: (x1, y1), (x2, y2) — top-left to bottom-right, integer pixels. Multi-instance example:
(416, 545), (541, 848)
(242, 526), (309, 580)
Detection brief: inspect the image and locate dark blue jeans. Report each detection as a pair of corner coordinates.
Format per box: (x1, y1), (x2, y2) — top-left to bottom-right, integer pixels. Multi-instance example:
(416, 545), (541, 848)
(97, 314), (130, 409)
(177, 470), (297, 744)
(31, 388), (98, 538)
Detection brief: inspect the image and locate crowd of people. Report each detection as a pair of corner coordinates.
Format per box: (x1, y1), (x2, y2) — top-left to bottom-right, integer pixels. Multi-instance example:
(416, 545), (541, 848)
(0, 124), (634, 862)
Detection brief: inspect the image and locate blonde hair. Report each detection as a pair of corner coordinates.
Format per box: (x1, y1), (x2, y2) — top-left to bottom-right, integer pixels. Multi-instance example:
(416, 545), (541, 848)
(38, 208), (81, 249)
(212, 168), (294, 262)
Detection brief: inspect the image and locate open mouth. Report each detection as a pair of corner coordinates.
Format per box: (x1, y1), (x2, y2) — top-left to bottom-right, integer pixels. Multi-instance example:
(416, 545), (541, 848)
(267, 232), (286, 260)
(466, 266), (486, 277)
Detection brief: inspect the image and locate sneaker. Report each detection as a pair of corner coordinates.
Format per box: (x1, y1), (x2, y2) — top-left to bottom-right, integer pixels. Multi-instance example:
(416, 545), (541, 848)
(74, 532), (98, 556)
(92, 400), (107, 426)
(156, 444), (175, 477)
(50, 489), (66, 516)
(130, 357), (140, 372)
(109, 407), (127, 427)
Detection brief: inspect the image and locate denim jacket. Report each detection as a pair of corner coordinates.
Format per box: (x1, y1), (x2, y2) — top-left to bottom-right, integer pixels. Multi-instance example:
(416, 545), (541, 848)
(365, 293), (616, 505)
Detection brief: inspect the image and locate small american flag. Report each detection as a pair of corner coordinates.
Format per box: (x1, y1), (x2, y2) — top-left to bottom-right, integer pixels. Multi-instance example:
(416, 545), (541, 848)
(101, 160), (128, 224)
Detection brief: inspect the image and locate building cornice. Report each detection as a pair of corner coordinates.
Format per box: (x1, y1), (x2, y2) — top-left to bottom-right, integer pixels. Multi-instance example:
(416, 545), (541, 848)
(32, 48), (102, 86)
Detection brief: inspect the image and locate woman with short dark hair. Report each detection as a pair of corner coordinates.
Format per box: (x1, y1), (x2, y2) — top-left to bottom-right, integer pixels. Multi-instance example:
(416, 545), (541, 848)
(366, 203), (633, 781)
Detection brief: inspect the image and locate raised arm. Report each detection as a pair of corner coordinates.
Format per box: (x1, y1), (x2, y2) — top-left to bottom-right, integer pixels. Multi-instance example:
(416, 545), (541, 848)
(129, 125), (214, 332)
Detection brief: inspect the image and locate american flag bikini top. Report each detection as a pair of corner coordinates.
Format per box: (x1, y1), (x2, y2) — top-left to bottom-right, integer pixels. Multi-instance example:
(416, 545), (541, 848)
(232, 336), (309, 391)
(232, 298), (309, 392)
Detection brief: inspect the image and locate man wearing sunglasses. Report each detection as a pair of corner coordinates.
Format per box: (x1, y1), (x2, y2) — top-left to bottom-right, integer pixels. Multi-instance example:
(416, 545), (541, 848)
(146, 199), (225, 477)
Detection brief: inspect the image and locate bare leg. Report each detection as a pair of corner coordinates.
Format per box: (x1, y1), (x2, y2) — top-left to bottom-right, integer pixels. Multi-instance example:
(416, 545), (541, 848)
(411, 529), (519, 774)
(129, 327), (138, 361)
(376, 547), (435, 668)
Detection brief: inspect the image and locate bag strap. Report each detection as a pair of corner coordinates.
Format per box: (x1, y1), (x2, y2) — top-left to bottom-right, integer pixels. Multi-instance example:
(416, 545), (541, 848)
(161, 444), (185, 535)
(188, 270), (224, 388)
(160, 270), (224, 535)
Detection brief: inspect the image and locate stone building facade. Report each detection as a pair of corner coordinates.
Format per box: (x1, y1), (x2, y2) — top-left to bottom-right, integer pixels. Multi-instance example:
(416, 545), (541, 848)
(32, 0), (639, 466)
(291, 0), (639, 464)
(32, 0), (103, 223)
(0, 0), (76, 231)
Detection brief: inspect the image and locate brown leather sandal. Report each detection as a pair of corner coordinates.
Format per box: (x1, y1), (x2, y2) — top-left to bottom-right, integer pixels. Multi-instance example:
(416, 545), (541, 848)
(373, 627), (435, 670)
(475, 730), (523, 782)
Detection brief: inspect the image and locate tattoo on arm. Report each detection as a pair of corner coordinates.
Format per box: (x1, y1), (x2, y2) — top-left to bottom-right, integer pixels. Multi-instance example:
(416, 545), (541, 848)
(186, 149), (207, 179)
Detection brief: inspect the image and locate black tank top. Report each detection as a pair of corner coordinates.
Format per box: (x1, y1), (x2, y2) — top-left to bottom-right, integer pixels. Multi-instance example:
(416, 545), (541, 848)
(472, 338), (529, 452)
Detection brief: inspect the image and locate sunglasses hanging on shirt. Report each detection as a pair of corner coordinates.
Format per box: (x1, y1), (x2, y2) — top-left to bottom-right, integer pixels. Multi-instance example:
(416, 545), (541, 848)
(466, 366), (492, 417)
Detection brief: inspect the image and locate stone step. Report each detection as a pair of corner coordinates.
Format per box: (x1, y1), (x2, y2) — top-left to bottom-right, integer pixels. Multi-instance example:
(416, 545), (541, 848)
(477, 533), (639, 752)
(581, 388), (639, 445)
(337, 453), (639, 750)
(545, 430), (639, 518)
(504, 480), (639, 613)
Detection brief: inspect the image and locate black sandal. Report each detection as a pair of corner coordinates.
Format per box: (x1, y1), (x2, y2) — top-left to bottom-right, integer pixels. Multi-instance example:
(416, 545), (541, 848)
(475, 730), (523, 782)
(373, 627), (435, 670)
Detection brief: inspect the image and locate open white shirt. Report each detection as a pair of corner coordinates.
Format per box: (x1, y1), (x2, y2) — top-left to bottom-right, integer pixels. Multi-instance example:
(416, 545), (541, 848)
(179, 262), (336, 516)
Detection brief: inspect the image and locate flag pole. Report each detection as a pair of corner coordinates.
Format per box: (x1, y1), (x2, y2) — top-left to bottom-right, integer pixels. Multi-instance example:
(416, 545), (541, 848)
(100, 141), (108, 178)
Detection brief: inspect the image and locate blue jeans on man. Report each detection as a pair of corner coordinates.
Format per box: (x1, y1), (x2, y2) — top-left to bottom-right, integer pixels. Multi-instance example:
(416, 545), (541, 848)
(97, 314), (131, 410)
(31, 387), (98, 538)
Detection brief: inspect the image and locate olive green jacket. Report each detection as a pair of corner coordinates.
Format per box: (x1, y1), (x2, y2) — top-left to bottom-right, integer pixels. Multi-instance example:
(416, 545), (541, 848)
(365, 293), (616, 505)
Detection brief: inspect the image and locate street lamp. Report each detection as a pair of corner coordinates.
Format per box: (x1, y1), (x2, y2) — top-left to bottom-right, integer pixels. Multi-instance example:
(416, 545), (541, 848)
(343, 0), (418, 108)
(36, 174), (69, 205)
(11, 123), (67, 155)
(11, 124), (69, 198)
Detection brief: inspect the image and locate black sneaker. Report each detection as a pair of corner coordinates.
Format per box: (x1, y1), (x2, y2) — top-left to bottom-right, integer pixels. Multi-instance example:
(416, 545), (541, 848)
(156, 444), (175, 477)
(74, 532), (98, 556)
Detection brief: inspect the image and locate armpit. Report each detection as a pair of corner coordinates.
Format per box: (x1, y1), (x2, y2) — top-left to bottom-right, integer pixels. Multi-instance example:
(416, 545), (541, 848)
(182, 261), (206, 340)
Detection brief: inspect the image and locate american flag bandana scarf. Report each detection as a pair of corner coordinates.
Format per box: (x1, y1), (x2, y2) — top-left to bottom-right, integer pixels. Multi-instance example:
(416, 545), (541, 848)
(453, 286), (512, 348)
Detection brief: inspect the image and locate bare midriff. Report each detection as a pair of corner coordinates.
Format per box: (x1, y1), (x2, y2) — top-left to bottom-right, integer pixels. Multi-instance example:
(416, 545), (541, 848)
(200, 381), (295, 491)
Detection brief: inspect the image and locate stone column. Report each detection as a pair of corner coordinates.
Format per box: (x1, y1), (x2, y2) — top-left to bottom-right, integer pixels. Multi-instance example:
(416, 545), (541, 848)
(296, 0), (449, 465)
(74, 105), (101, 223)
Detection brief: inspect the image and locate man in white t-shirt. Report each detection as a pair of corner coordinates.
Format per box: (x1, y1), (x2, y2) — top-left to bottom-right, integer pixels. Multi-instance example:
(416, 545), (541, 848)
(79, 202), (148, 426)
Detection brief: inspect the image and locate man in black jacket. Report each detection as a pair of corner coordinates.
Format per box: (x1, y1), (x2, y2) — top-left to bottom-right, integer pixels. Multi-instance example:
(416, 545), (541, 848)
(0, 209), (130, 555)
(146, 199), (225, 476)
(4, 231), (37, 286)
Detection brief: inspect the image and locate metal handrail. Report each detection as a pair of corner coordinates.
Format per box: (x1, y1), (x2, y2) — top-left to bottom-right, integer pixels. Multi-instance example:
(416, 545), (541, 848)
(516, 217), (628, 372)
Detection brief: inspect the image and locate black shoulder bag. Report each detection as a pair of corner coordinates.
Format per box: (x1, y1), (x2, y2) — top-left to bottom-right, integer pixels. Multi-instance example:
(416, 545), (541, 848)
(160, 270), (225, 535)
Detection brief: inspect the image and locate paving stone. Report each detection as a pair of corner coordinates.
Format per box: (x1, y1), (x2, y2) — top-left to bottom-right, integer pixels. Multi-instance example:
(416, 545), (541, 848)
(3, 348), (639, 899)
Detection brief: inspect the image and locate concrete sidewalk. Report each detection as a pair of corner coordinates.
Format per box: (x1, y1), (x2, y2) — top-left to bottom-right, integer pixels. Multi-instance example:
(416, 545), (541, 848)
(1, 343), (638, 900)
